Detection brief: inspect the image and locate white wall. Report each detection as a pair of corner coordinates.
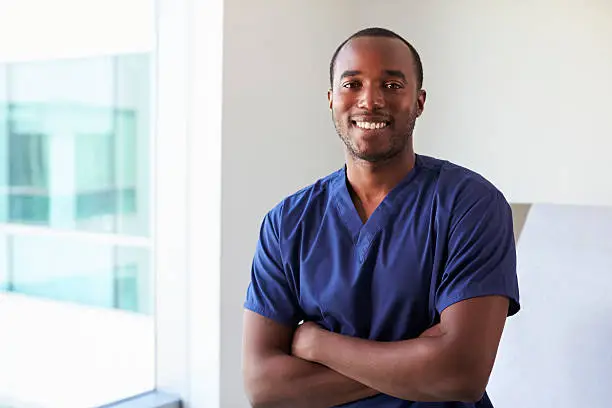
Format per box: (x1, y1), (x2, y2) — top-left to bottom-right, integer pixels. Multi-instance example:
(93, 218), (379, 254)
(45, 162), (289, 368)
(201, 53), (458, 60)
(353, 0), (612, 206)
(220, 1), (359, 406)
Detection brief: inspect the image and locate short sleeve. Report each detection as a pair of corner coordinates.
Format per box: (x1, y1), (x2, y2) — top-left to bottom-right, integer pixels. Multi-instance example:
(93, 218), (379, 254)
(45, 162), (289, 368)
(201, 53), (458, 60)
(244, 204), (303, 327)
(436, 188), (520, 317)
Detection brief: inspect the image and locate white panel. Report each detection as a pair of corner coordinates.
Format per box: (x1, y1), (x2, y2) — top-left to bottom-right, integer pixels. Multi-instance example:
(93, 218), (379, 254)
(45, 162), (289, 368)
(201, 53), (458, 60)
(488, 203), (612, 407)
(354, 0), (612, 205)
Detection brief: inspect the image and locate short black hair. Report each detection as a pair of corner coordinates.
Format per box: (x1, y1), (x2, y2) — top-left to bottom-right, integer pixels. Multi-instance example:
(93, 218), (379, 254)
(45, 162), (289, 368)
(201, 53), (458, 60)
(329, 27), (423, 89)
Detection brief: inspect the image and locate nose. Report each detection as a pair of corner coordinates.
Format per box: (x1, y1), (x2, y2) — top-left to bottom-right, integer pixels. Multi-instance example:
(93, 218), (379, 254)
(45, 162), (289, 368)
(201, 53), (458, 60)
(357, 83), (385, 110)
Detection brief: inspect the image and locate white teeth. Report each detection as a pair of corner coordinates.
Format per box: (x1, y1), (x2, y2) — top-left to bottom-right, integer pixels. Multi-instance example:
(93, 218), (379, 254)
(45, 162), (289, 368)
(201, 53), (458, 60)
(355, 121), (387, 129)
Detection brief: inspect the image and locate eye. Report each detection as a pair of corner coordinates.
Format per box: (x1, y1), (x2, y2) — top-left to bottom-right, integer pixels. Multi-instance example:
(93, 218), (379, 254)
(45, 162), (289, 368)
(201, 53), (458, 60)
(385, 82), (403, 90)
(342, 81), (361, 89)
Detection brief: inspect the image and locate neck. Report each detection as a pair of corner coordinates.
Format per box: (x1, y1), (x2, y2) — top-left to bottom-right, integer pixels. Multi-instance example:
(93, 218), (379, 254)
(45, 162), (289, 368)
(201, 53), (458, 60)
(345, 147), (416, 206)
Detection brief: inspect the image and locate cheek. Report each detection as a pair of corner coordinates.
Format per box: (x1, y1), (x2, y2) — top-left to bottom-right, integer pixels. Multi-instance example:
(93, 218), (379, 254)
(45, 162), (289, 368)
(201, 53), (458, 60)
(332, 108), (350, 126)
(332, 93), (354, 114)
(396, 101), (418, 120)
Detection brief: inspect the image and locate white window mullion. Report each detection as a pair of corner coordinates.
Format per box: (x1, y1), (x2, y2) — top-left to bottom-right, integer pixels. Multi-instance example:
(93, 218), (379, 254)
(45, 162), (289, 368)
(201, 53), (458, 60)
(153, 0), (190, 396)
(153, 0), (224, 404)
(186, 0), (223, 406)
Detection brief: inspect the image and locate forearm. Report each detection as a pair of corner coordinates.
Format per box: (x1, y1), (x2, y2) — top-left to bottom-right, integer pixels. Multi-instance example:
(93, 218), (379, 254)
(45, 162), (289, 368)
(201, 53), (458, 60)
(245, 352), (378, 408)
(310, 332), (483, 402)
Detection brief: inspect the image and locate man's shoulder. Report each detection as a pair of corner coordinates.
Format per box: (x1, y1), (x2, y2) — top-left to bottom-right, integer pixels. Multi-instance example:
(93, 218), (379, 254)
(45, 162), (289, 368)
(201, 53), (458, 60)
(418, 154), (505, 200)
(266, 168), (343, 226)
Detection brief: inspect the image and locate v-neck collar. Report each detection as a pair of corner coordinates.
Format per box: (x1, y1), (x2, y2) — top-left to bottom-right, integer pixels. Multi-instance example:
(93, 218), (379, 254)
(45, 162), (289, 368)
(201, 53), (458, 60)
(332, 154), (423, 245)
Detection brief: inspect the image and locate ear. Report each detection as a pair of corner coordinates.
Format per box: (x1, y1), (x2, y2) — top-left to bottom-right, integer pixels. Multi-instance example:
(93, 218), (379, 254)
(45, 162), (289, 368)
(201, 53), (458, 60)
(327, 89), (333, 110)
(416, 89), (427, 117)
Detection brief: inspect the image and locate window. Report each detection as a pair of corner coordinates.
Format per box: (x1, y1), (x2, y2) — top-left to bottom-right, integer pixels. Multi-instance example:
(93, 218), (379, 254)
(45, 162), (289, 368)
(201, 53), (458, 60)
(0, 0), (223, 406)
(0, 54), (154, 407)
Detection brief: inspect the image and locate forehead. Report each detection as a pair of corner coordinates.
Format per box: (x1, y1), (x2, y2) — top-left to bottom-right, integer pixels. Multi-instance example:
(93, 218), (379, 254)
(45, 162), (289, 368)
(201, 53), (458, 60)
(334, 36), (415, 81)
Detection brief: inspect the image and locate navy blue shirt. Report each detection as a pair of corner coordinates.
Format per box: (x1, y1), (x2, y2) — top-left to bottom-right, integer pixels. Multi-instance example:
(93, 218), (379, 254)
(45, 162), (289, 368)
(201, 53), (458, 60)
(244, 154), (520, 407)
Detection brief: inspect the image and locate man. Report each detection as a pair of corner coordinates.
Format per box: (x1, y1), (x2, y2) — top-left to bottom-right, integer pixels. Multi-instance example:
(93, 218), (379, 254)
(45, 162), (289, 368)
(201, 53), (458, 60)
(242, 27), (520, 408)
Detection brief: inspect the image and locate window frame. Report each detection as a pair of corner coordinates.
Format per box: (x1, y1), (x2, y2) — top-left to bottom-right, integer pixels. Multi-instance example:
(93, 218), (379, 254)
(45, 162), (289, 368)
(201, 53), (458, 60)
(149, 0), (223, 406)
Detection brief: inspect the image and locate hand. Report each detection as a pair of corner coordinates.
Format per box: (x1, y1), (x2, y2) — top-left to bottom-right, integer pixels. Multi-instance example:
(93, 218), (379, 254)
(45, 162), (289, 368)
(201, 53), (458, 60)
(291, 321), (325, 362)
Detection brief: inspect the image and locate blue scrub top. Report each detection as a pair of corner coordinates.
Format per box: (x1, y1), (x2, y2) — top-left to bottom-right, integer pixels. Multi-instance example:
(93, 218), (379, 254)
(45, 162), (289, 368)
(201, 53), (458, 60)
(244, 154), (520, 408)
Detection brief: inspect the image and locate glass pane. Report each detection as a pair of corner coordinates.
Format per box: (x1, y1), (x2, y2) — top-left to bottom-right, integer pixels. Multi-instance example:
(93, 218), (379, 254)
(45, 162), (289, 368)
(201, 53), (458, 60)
(8, 235), (152, 314)
(0, 53), (154, 408)
(0, 54), (150, 236)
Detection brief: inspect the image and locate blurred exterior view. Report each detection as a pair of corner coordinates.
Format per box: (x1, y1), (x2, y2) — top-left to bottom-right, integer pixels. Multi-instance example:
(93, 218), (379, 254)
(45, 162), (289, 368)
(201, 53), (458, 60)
(0, 54), (152, 314)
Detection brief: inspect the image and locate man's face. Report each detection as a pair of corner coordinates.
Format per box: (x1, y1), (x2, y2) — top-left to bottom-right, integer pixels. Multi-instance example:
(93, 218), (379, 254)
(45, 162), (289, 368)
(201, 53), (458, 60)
(329, 37), (426, 163)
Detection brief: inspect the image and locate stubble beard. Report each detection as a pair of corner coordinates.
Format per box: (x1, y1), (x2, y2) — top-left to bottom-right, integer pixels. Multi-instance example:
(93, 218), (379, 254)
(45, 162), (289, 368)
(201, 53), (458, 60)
(333, 110), (418, 164)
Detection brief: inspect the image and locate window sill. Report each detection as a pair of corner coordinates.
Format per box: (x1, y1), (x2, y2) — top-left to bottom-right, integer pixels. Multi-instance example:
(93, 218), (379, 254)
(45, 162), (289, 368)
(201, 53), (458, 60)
(98, 391), (181, 408)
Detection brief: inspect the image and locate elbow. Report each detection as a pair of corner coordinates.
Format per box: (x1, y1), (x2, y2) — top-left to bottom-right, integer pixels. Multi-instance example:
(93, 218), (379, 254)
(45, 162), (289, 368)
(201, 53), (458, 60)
(243, 367), (279, 408)
(438, 349), (493, 403)
(454, 385), (486, 404)
(246, 394), (273, 408)
(243, 350), (294, 408)
(243, 374), (267, 408)
(393, 370), (487, 403)
(245, 390), (278, 408)
(416, 356), (490, 403)
(244, 381), (269, 408)
(448, 368), (490, 403)
(244, 381), (262, 408)
(426, 376), (485, 403)
(245, 391), (284, 408)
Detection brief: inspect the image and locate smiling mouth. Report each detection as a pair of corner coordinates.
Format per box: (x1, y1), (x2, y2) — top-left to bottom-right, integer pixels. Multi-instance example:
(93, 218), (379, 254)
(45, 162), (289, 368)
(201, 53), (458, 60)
(351, 120), (391, 130)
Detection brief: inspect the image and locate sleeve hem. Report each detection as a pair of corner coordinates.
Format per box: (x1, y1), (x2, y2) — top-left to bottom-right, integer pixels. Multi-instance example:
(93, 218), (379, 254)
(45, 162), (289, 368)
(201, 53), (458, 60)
(436, 290), (520, 317)
(243, 301), (298, 327)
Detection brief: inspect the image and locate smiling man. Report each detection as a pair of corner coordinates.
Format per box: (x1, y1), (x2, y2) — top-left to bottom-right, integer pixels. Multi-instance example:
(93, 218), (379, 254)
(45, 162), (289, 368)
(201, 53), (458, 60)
(242, 27), (520, 408)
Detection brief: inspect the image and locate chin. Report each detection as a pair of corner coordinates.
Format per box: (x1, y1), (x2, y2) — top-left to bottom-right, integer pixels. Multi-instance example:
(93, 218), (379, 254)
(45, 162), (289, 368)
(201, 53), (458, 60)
(352, 149), (398, 163)
(352, 142), (392, 159)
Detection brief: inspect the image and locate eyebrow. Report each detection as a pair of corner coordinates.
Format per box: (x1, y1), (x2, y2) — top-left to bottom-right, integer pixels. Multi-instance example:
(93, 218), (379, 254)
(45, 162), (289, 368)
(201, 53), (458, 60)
(338, 69), (407, 82)
(384, 70), (406, 81)
(339, 70), (361, 81)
